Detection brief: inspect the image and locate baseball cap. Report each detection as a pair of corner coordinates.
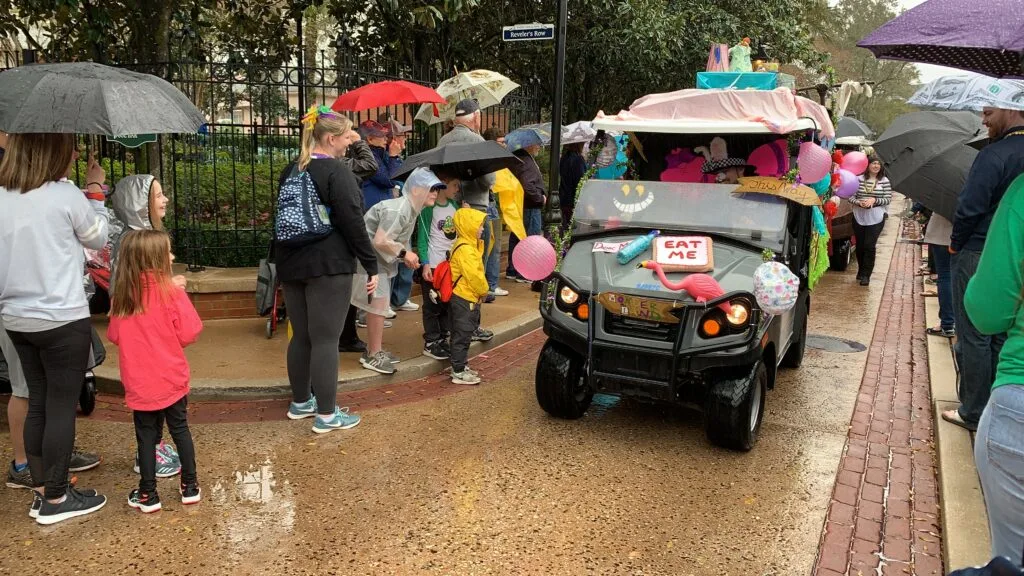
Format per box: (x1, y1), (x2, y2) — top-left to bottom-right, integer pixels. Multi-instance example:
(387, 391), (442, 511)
(358, 120), (387, 138)
(454, 99), (480, 117)
(385, 118), (412, 136)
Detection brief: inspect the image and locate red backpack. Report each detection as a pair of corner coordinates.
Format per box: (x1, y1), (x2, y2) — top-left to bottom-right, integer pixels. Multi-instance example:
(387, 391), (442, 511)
(432, 244), (466, 303)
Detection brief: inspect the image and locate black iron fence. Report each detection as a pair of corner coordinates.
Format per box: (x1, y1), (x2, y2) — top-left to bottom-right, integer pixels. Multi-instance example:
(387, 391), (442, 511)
(0, 49), (541, 269)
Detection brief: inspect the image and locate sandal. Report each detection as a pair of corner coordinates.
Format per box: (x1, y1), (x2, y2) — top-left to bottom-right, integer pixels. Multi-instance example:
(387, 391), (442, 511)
(941, 409), (977, 432)
(926, 326), (954, 337)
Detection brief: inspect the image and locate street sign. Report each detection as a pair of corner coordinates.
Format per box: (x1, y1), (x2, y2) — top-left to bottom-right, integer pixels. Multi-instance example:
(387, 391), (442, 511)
(106, 134), (157, 148)
(502, 23), (555, 42)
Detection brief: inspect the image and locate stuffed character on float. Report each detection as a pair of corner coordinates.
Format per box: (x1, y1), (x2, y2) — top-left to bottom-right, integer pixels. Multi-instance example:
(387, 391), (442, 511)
(728, 37), (753, 72)
(696, 138), (754, 184)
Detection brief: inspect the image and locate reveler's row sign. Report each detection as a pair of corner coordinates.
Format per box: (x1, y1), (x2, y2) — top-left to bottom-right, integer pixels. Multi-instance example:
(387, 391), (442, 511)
(502, 23), (555, 42)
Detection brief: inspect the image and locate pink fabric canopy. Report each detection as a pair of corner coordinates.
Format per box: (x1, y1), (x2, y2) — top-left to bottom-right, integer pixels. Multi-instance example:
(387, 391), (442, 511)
(597, 88), (836, 138)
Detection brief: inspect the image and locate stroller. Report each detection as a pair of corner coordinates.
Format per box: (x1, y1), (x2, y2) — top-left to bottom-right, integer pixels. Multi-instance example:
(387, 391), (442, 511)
(257, 239), (286, 339)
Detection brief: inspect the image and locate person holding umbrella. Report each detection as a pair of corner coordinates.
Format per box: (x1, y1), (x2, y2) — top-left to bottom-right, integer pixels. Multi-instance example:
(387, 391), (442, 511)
(943, 106), (1024, 432)
(0, 135), (110, 524)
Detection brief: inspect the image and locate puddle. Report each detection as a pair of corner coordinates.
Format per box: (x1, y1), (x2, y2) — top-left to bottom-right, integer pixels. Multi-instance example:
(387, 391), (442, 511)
(211, 458), (295, 550)
(806, 334), (867, 353)
(587, 394), (621, 417)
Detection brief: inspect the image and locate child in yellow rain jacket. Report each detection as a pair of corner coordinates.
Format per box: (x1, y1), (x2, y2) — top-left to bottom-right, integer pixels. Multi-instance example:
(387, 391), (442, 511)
(449, 208), (490, 385)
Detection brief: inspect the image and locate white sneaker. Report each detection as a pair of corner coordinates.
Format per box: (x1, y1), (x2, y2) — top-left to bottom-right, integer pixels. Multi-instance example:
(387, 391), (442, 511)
(492, 287), (509, 297)
(451, 369), (481, 385)
(397, 300), (420, 312)
(384, 308), (397, 319)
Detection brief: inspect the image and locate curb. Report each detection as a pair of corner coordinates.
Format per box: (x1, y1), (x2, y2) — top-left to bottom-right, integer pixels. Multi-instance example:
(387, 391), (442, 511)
(94, 311), (543, 402)
(924, 295), (992, 569)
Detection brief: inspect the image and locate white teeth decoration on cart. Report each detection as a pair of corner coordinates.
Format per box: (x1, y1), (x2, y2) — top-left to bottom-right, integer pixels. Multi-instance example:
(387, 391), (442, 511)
(753, 261), (800, 316)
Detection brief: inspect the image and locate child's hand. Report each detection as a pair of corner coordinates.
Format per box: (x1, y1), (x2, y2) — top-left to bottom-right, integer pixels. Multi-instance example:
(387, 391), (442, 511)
(86, 153), (106, 186)
(366, 275), (379, 295)
(403, 251), (420, 269)
(172, 275), (187, 290)
(422, 265), (433, 283)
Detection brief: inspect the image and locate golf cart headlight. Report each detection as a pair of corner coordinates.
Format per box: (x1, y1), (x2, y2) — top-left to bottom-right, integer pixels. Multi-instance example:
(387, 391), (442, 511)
(559, 286), (579, 306)
(727, 302), (750, 326)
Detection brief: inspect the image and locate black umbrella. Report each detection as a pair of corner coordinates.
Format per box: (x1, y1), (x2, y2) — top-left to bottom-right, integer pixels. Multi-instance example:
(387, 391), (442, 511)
(836, 117), (875, 139)
(0, 62), (205, 136)
(874, 111), (984, 221)
(392, 141), (521, 180)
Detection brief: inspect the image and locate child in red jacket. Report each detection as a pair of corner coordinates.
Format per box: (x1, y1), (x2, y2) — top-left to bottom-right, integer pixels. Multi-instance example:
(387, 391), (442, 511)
(108, 230), (203, 513)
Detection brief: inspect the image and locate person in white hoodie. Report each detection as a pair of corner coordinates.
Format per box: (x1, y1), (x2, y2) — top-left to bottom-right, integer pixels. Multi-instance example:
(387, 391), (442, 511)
(108, 174), (186, 478)
(0, 134), (110, 524)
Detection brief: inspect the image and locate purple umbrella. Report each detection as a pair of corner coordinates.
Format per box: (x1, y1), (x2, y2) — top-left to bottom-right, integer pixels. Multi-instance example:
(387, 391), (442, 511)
(858, 0), (1024, 79)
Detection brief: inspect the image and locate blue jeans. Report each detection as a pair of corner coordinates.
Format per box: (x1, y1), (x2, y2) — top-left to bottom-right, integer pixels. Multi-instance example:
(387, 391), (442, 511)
(390, 265), (413, 308)
(507, 208), (543, 277)
(483, 201), (502, 291)
(929, 244), (954, 330)
(974, 385), (1024, 566)
(953, 249), (1007, 425)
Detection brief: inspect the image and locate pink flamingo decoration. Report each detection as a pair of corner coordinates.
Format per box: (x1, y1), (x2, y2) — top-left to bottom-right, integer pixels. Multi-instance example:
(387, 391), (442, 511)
(640, 260), (732, 314)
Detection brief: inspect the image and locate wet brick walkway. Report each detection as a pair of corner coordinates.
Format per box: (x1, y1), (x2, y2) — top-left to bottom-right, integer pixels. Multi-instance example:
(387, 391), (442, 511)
(813, 222), (944, 576)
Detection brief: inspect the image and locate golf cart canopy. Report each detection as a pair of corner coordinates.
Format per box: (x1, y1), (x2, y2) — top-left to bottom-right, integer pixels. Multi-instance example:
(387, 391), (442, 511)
(593, 88), (835, 138)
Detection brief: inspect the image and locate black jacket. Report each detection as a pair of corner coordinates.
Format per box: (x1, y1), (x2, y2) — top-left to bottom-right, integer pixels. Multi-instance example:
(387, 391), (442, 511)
(951, 125), (1024, 252)
(510, 150), (546, 209)
(275, 158), (379, 282)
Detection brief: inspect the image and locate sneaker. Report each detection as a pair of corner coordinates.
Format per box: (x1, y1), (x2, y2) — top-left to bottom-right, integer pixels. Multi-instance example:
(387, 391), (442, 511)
(472, 328), (494, 342)
(36, 487), (107, 525)
(423, 341), (451, 361)
(338, 338), (368, 353)
(312, 407), (362, 434)
(492, 287), (509, 297)
(396, 300), (419, 312)
(356, 318), (393, 329)
(360, 351), (396, 375)
(927, 326), (956, 338)
(465, 366), (481, 377)
(385, 350), (400, 365)
(384, 308), (397, 319)
(287, 397), (318, 420)
(515, 276), (531, 284)
(7, 461), (33, 489)
(157, 440), (180, 466)
(133, 447), (182, 478)
(180, 482), (201, 505)
(505, 273), (519, 281)
(484, 294), (496, 303)
(68, 449), (100, 472)
(127, 489), (162, 513)
(30, 488), (97, 519)
(451, 369), (482, 385)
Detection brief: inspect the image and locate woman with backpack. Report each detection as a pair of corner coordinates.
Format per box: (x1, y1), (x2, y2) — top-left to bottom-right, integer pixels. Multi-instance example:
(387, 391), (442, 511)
(277, 105), (379, 434)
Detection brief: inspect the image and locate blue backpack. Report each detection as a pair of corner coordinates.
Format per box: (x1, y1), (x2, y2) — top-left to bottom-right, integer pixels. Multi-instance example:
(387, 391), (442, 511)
(275, 165), (333, 246)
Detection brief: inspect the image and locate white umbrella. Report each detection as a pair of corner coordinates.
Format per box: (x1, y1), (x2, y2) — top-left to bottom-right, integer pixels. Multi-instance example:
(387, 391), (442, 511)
(414, 70), (519, 125)
(908, 74), (1024, 112)
(561, 121), (597, 145)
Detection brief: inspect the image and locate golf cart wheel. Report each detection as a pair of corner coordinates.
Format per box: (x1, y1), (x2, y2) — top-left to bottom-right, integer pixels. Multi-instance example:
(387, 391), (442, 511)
(535, 340), (593, 419)
(781, 299), (809, 369)
(80, 373), (97, 416)
(830, 239), (853, 271)
(703, 360), (767, 451)
(265, 318), (274, 339)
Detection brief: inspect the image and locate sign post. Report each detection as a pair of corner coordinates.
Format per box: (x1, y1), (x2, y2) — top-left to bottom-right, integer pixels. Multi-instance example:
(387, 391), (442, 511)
(547, 0), (568, 217)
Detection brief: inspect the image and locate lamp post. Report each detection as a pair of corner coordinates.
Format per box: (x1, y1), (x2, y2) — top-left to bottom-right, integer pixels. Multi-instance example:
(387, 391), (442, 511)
(547, 0), (568, 212)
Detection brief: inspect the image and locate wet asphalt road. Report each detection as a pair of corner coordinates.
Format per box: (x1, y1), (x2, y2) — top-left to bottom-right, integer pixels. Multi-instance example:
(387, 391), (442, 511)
(0, 220), (898, 575)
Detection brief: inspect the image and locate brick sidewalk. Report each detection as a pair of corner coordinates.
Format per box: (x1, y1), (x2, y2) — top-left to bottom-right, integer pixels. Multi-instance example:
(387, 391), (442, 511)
(814, 223), (944, 576)
(85, 329), (547, 425)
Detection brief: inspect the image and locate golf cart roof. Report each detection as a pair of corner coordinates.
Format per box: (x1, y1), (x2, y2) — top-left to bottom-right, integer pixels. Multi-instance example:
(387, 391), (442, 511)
(593, 88), (835, 137)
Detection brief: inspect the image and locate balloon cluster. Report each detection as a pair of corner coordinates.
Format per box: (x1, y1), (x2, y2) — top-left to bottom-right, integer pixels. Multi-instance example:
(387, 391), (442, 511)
(796, 144), (871, 200)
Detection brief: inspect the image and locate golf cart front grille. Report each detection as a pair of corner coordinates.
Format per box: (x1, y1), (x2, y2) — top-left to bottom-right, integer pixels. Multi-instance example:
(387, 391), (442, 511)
(603, 312), (681, 342)
(592, 349), (672, 382)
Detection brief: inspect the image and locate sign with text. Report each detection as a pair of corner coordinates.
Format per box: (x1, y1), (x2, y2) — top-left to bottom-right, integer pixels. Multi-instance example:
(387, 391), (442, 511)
(597, 292), (682, 324)
(106, 134), (157, 148)
(653, 236), (714, 273)
(502, 23), (555, 42)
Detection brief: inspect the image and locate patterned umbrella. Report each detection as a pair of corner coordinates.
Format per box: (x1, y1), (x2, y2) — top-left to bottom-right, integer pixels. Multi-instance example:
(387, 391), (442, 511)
(908, 74), (1024, 111)
(858, 0), (1024, 79)
(413, 70), (519, 125)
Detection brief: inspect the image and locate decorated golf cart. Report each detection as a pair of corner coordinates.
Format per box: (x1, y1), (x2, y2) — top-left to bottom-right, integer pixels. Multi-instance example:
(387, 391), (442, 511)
(535, 88), (841, 451)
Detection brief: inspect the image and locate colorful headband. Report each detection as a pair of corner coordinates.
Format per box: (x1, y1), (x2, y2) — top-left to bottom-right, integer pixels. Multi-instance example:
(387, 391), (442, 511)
(301, 105), (340, 129)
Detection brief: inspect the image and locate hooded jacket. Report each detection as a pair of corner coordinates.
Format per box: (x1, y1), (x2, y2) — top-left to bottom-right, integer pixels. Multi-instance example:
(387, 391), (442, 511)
(510, 149), (546, 209)
(108, 175), (157, 293)
(449, 208), (489, 303)
(365, 168), (440, 277)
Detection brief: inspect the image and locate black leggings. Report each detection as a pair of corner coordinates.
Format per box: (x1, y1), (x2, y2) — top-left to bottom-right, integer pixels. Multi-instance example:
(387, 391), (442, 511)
(283, 274), (352, 416)
(7, 318), (92, 499)
(134, 395), (197, 492)
(853, 220), (885, 280)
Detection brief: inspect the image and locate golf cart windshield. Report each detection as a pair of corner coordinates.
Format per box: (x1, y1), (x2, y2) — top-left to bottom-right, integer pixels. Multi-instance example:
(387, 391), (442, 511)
(574, 180), (789, 252)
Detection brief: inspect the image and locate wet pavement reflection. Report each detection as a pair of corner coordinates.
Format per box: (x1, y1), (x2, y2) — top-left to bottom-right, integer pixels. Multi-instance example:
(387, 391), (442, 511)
(0, 220), (899, 574)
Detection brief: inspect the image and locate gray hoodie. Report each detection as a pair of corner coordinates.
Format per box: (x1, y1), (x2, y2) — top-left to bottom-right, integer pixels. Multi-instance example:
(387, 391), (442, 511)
(108, 174), (157, 292)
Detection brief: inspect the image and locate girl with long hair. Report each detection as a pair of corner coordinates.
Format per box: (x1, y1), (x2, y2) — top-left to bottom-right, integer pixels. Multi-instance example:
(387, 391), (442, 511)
(108, 230), (203, 513)
(852, 157), (893, 286)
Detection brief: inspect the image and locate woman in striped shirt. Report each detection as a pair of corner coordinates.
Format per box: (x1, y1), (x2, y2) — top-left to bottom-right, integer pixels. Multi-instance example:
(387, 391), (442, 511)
(852, 157), (892, 286)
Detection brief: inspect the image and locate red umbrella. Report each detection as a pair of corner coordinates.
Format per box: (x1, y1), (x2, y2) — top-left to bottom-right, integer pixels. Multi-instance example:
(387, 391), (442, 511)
(331, 80), (445, 112)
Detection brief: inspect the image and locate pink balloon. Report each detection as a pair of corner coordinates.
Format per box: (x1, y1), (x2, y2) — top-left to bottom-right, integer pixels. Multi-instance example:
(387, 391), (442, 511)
(797, 142), (831, 184)
(835, 169), (860, 199)
(841, 151), (869, 176)
(512, 235), (557, 281)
